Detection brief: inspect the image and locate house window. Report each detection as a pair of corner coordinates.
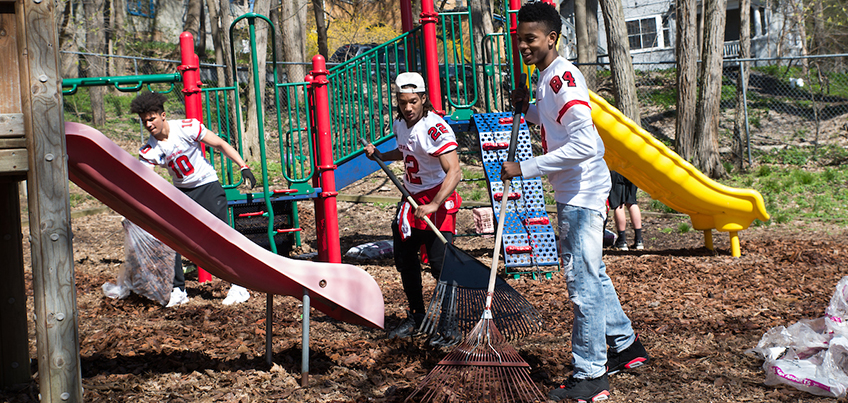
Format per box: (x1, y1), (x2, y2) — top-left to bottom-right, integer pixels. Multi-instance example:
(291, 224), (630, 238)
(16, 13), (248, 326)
(626, 16), (668, 50)
(127, 0), (155, 18)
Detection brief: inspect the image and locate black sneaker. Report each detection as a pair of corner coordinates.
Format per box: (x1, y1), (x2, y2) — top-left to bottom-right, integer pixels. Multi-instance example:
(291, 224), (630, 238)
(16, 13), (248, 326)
(548, 374), (610, 402)
(606, 336), (650, 375)
(613, 239), (628, 251)
(387, 312), (423, 339)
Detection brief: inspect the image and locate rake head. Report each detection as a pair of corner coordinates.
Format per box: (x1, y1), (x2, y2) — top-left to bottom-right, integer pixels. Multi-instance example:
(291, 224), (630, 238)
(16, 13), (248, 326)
(419, 246), (543, 341)
(406, 319), (546, 403)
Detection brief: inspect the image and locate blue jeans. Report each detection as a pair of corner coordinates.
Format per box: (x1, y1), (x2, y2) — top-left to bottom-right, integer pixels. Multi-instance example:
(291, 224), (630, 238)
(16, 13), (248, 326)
(557, 203), (635, 379)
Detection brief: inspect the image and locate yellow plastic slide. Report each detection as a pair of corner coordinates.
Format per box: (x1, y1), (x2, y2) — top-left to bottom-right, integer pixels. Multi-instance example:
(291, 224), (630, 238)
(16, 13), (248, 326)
(589, 91), (769, 257)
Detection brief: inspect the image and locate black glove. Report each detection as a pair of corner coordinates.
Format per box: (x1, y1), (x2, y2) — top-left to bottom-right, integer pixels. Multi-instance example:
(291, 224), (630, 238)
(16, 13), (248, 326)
(240, 167), (256, 189)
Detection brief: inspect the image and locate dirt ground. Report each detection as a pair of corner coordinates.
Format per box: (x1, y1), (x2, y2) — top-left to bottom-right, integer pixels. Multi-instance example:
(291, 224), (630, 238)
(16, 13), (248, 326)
(4, 167), (848, 403)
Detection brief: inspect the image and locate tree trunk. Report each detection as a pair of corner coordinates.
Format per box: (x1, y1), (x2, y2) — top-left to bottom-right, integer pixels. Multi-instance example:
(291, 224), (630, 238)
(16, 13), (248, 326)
(733, 0), (751, 172)
(312, 0), (330, 58)
(280, 0), (308, 82)
(675, 0), (698, 159)
(112, 0), (126, 77)
(85, 0), (106, 126)
(219, 0), (235, 88)
(243, 0), (272, 162)
(693, 0), (727, 178)
(575, 0), (598, 91)
(185, 0), (202, 47)
(57, 0), (79, 79)
(599, 0), (641, 125)
(207, 0), (226, 88)
(470, 0), (495, 108)
(198, 1), (207, 58)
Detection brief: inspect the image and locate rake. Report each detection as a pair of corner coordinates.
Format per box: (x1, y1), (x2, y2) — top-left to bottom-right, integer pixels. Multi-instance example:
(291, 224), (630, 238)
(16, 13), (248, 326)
(405, 110), (546, 402)
(358, 138), (542, 343)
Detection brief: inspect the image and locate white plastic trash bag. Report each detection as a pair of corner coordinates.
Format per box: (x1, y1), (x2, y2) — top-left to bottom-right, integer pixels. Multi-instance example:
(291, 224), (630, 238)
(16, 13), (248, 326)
(101, 218), (175, 305)
(345, 240), (393, 260)
(750, 276), (848, 398)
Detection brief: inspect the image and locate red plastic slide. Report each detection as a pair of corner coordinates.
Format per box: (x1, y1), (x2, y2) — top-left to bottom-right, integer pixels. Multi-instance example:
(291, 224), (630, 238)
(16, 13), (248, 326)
(65, 122), (384, 329)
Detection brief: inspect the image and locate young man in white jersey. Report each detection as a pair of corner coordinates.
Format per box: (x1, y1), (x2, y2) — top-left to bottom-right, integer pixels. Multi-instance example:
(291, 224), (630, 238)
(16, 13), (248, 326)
(363, 72), (463, 347)
(130, 92), (257, 307)
(501, 2), (649, 401)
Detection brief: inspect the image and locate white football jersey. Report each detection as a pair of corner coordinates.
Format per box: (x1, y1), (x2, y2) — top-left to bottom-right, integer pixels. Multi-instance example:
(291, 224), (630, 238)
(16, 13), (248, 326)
(138, 119), (219, 189)
(394, 112), (458, 194)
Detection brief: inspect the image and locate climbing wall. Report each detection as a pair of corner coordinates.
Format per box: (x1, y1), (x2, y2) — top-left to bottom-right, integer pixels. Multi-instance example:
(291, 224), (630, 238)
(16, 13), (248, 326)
(472, 112), (560, 279)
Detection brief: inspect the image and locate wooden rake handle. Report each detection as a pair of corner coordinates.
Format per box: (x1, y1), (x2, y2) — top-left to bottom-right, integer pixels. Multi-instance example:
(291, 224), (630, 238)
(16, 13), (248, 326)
(487, 108), (522, 304)
(358, 137), (449, 245)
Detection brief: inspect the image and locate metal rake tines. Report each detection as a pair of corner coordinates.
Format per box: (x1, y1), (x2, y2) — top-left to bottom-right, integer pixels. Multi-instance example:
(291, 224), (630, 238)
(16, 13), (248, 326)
(421, 282), (543, 341)
(405, 322), (546, 403)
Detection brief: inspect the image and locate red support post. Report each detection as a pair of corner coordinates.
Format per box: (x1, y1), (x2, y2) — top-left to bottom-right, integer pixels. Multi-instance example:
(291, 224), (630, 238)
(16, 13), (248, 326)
(420, 0), (445, 116)
(400, 0), (414, 32)
(179, 32), (212, 283)
(308, 56), (341, 263)
(509, 0), (523, 89)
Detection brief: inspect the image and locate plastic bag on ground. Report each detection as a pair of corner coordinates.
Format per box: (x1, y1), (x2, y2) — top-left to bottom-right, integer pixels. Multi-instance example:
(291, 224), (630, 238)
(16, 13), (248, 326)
(101, 219), (175, 305)
(345, 240), (393, 260)
(750, 276), (848, 398)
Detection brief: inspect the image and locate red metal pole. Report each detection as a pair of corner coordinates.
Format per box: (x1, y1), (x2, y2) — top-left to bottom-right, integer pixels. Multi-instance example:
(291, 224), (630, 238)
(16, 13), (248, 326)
(509, 0), (523, 89)
(309, 56), (341, 263)
(306, 72), (327, 261)
(420, 0), (445, 116)
(400, 0), (414, 32)
(179, 32), (212, 283)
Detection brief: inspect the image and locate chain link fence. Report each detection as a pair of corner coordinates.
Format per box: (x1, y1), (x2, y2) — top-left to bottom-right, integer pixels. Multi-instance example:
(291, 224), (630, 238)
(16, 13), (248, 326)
(63, 51), (848, 170)
(584, 54), (848, 165)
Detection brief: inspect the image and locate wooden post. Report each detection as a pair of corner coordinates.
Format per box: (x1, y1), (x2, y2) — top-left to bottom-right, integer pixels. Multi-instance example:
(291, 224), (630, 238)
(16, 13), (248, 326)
(0, 6), (31, 389)
(16, 0), (83, 401)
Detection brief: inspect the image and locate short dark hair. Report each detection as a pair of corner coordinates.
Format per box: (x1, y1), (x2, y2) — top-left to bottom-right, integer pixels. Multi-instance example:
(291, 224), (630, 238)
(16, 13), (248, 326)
(517, 1), (561, 41)
(130, 92), (168, 114)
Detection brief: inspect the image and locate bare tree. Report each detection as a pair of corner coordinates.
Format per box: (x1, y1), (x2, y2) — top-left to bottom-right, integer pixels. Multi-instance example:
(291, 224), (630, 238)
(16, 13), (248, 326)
(675, 0), (698, 159)
(111, 0), (126, 77)
(313, 0), (329, 58)
(693, 0), (727, 178)
(732, 0), (751, 172)
(599, 0), (641, 124)
(575, 0), (599, 91)
(243, 0), (272, 162)
(85, 0), (106, 126)
(57, 0), (79, 79)
(470, 0), (495, 107)
(218, 0), (235, 88)
(281, 0), (308, 81)
(207, 0), (226, 88)
(185, 0), (202, 46)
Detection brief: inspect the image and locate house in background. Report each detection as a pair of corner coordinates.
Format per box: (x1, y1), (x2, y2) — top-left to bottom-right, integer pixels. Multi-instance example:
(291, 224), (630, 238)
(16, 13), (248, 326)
(557, 0), (805, 69)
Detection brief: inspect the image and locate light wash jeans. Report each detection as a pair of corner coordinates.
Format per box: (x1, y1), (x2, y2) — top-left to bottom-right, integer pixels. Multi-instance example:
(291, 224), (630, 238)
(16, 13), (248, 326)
(557, 203), (636, 379)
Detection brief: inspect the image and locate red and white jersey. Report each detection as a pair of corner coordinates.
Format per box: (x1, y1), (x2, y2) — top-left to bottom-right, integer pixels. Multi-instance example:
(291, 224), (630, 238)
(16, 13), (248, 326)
(519, 56), (610, 213)
(394, 112), (458, 195)
(138, 119), (219, 189)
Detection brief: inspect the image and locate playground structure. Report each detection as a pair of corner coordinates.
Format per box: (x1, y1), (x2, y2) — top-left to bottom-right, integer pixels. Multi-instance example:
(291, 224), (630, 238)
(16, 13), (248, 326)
(1, 0), (771, 401)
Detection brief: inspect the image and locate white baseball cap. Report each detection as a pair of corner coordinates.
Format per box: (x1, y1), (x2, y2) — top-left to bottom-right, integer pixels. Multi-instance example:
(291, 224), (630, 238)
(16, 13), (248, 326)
(395, 72), (426, 93)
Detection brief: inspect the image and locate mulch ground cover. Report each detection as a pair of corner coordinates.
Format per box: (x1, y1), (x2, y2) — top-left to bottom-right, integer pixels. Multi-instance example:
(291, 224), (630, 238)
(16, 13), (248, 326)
(3, 200), (847, 402)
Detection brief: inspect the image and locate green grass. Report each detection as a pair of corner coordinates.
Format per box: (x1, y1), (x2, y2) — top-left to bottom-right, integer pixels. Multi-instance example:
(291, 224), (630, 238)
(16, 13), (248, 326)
(720, 164), (848, 223)
(678, 223), (691, 233)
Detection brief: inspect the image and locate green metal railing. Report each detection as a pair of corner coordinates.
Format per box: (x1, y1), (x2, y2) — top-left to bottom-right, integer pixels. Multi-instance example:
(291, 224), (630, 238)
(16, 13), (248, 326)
(326, 28), (425, 166)
(200, 86), (243, 188)
(275, 81), (314, 187)
(437, 5), (478, 115)
(482, 32), (511, 112)
(62, 73), (181, 95)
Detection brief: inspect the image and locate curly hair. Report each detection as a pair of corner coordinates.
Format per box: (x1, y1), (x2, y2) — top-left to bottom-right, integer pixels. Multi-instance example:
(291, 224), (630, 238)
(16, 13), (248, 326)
(517, 1), (561, 41)
(130, 92), (168, 114)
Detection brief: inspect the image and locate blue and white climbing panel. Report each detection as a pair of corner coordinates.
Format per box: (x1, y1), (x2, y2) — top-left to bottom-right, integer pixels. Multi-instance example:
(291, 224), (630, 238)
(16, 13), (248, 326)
(472, 112), (560, 279)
